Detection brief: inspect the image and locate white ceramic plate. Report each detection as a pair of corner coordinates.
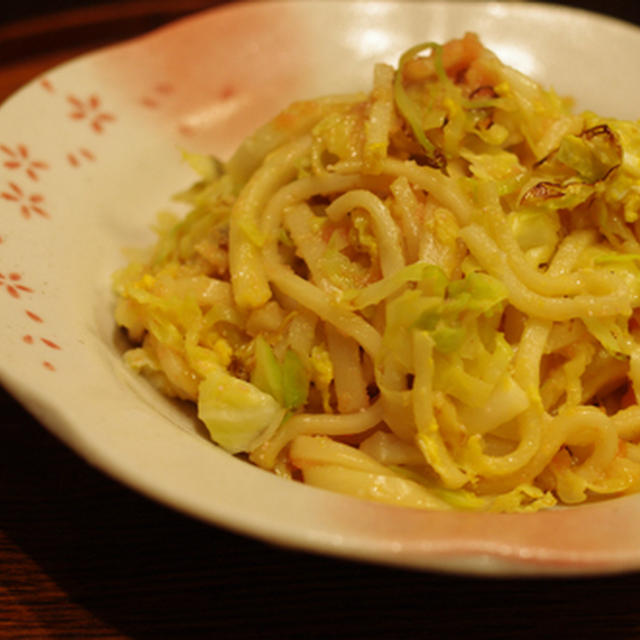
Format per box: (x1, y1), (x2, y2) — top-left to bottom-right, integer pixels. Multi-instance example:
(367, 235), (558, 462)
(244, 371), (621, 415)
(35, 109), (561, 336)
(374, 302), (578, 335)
(3, 0), (640, 576)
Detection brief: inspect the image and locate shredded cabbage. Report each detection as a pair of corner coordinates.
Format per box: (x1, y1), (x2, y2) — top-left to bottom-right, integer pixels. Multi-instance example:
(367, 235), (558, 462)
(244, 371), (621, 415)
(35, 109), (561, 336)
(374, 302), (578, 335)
(114, 32), (640, 515)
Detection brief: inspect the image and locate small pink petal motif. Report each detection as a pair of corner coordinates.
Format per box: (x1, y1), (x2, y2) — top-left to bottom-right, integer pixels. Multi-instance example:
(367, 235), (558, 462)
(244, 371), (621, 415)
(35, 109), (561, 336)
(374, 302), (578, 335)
(141, 81), (175, 109)
(219, 85), (235, 100)
(91, 113), (115, 133)
(1, 182), (49, 219)
(0, 272), (34, 298)
(21, 314), (61, 371)
(41, 338), (61, 350)
(178, 124), (195, 138)
(1, 181), (20, 201)
(67, 94), (116, 133)
(155, 82), (174, 94)
(1, 143), (50, 181)
(40, 78), (55, 93)
(67, 147), (96, 167)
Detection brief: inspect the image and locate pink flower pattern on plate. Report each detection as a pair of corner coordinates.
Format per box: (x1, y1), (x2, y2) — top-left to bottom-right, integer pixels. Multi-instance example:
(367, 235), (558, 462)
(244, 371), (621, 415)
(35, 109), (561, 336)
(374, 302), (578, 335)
(0, 271), (33, 298)
(1, 144), (49, 181)
(1, 74), (173, 375)
(140, 82), (175, 109)
(21, 311), (61, 371)
(1, 81), (127, 374)
(67, 94), (116, 133)
(22, 331), (62, 371)
(67, 147), (96, 167)
(1, 182), (49, 219)
(0, 267), (60, 371)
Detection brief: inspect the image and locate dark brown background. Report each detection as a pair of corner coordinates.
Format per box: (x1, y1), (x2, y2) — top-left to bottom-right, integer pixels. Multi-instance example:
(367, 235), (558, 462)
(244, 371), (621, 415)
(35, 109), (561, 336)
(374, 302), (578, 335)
(4, 2), (640, 638)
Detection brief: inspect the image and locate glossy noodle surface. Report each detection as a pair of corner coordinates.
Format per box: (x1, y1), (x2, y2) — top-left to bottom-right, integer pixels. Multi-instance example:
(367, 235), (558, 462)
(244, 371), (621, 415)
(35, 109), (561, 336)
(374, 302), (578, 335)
(114, 34), (640, 513)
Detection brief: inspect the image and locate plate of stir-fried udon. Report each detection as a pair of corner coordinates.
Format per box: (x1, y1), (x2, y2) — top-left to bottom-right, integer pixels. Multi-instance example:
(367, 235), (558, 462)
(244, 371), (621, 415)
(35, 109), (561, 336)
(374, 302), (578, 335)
(4, 1), (640, 575)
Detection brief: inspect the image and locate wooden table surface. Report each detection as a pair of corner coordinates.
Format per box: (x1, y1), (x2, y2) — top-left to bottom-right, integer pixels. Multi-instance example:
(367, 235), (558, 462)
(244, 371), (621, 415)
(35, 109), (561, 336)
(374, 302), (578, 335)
(4, 2), (640, 637)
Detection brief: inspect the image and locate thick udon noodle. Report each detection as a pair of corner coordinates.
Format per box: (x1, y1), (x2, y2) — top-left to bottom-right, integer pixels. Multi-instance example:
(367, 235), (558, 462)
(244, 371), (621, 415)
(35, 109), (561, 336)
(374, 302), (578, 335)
(114, 34), (640, 512)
